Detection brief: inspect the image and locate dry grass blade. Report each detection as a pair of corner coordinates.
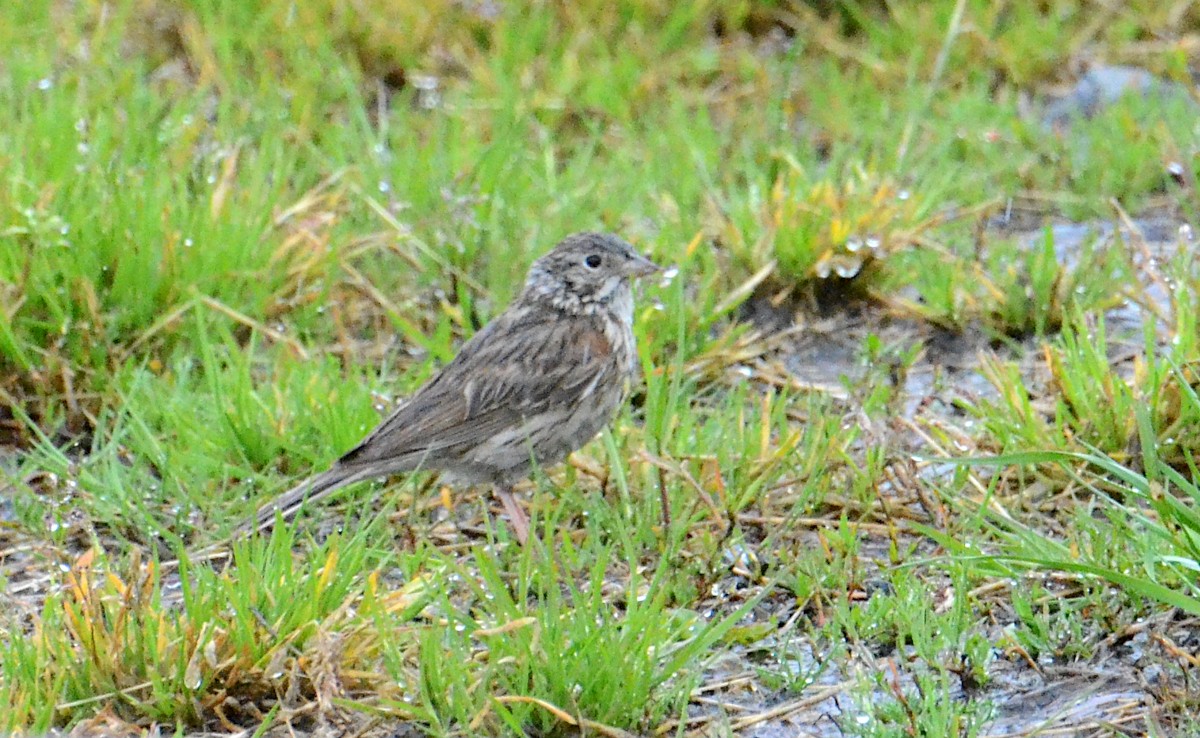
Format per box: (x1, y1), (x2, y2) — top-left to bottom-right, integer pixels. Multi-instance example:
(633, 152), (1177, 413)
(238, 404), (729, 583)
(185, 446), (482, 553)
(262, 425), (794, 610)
(711, 259), (776, 318)
(196, 294), (311, 359)
(492, 696), (640, 738)
(361, 192), (488, 294)
(722, 685), (846, 733)
(119, 298), (198, 359)
(273, 171), (348, 229)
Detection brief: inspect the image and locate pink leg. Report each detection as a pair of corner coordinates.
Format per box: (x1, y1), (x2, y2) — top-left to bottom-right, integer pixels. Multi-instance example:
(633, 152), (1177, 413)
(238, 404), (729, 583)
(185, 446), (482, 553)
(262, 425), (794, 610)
(494, 486), (530, 545)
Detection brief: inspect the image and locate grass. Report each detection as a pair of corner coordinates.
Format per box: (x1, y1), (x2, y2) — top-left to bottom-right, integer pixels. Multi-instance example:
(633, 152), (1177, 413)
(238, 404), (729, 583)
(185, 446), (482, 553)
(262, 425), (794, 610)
(2, 0), (1200, 735)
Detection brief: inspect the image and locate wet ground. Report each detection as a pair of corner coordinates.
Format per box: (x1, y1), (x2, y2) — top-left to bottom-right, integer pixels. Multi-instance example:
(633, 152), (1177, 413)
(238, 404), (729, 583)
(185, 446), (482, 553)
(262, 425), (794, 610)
(711, 214), (1195, 737)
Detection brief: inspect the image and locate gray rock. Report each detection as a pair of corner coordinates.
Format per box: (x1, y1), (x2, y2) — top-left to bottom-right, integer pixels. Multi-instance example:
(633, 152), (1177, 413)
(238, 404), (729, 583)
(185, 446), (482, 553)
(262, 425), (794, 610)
(1042, 65), (1197, 129)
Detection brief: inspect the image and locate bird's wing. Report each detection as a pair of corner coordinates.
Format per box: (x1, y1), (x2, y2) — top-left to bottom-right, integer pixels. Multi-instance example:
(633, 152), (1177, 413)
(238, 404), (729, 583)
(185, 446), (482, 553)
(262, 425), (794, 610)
(336, 307), (618, 469)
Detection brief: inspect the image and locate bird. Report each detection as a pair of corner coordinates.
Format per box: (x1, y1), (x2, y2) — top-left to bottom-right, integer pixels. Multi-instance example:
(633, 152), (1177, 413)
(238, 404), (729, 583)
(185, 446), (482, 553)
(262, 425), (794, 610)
(243, 232), (661, 544)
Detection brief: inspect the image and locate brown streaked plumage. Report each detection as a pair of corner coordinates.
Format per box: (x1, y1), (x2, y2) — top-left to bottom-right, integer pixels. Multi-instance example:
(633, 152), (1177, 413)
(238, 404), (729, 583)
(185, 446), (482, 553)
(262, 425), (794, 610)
(245, 232), (660, 543)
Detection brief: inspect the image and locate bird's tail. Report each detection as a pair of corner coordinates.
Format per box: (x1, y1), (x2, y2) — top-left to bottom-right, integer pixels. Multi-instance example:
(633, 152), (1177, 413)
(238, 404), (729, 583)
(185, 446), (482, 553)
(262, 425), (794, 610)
(173, 465), (378, 568)
(242, 464), (377, 535)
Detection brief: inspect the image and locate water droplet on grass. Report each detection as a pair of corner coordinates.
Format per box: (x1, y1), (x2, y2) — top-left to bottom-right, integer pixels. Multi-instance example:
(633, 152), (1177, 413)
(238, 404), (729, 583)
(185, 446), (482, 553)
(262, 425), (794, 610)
(658, 266), (679, 288)
(834, 259), (862, 278)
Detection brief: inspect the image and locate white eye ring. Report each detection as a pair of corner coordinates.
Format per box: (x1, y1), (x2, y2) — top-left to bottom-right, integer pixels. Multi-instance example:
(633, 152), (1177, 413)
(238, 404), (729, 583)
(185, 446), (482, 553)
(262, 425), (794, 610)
(584, 254), (602, 269)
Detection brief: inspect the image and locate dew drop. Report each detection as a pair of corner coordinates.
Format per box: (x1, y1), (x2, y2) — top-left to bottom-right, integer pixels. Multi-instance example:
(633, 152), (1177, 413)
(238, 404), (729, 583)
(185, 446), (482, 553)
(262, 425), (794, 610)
(411, 74), (442, 109)
(834, 259), (862, 278)
(658, 266), (679, 288)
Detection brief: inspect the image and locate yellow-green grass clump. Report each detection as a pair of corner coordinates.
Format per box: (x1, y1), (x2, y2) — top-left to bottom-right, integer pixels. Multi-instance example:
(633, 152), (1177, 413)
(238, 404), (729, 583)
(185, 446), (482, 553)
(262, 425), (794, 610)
(718, 161), (940, 298)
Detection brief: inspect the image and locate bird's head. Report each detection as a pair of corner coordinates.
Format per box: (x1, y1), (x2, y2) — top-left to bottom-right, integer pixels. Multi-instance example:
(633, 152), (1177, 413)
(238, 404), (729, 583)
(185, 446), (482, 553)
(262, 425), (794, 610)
(521, 232), (660, 314)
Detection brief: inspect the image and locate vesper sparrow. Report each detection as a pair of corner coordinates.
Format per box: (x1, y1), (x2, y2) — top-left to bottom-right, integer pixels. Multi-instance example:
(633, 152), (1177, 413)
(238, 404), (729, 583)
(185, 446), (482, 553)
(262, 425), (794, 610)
(245, 232), (660, 544)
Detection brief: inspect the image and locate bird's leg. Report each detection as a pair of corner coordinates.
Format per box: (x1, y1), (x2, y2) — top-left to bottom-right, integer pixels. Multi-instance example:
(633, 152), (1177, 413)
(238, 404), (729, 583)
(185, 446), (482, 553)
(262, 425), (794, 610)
(494, 485), (530, 545)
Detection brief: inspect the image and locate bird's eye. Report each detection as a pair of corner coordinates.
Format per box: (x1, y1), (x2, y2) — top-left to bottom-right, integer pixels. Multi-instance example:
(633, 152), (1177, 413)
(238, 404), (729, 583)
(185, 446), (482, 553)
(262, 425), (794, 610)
(584, 254), (602, 269)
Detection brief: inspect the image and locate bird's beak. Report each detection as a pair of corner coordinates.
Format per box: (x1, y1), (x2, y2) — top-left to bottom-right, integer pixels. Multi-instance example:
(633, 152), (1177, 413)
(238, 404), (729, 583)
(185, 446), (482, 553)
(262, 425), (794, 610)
(626, 252), (663, 278)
